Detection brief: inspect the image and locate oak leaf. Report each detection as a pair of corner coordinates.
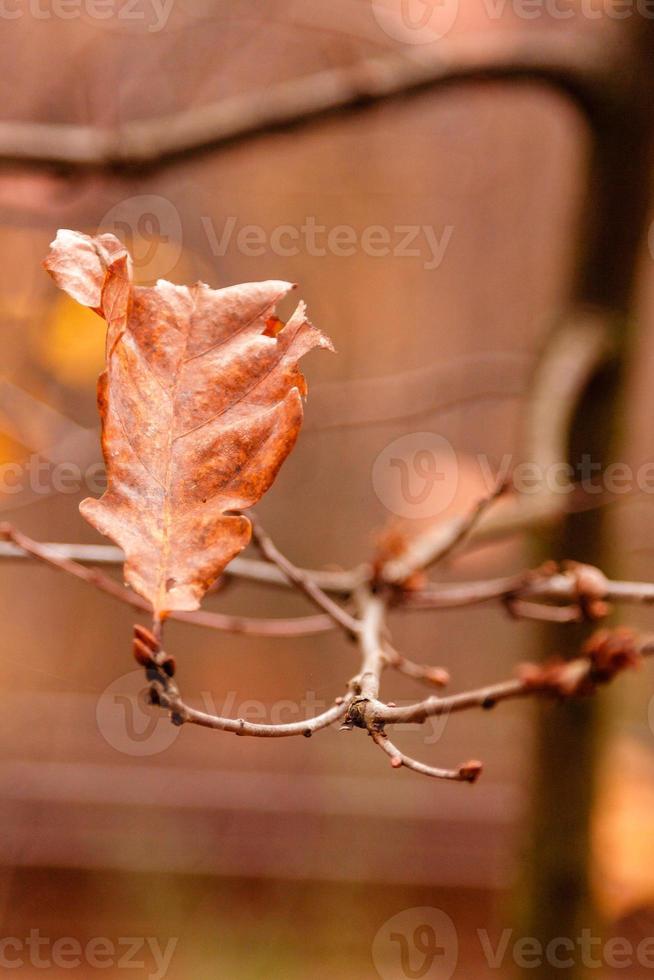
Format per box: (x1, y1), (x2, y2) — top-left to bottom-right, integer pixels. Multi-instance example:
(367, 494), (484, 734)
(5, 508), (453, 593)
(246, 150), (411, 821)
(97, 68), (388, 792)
(44, 229), (333, 617)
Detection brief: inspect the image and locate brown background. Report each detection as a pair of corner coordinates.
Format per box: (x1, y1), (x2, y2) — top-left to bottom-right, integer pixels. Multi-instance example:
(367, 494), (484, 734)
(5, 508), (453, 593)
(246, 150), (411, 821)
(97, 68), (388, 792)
(1, 2), (654, 977)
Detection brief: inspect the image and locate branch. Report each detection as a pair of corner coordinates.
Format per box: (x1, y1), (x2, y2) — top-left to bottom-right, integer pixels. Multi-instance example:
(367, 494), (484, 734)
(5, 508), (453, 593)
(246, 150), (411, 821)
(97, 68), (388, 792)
(378, 478), (508, 586)
(5, 516), (653, 782)
(181, 692), (351, 738)
(0, 524), (336, 638)
(403, 561), (654, 621)
(383, 642), (450, 688)
(377, 314), (615, 586)
(0, 31), (619, 170)
(0, 537), (365, 595)
(352, 589), (387, 702)
(504, 597), (583, 623)
(249, 515), (360, 636)
(370, 731), (482, 783)
(133, 623), (352, 737)
(369, 629), (652, 727)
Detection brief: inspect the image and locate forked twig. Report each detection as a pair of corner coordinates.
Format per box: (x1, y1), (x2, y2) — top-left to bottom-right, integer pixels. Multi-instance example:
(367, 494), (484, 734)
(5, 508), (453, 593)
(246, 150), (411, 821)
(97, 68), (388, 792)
(3, 518), (653, 782)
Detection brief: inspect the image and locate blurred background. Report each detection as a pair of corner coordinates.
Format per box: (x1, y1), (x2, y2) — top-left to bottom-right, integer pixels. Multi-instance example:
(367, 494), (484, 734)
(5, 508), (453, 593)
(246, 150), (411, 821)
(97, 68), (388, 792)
(1, 2), (654, 978)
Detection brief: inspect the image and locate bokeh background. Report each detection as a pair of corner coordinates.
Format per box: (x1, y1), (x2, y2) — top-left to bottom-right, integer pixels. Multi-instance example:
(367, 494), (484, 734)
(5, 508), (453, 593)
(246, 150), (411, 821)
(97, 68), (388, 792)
(1, 2), (654, 978)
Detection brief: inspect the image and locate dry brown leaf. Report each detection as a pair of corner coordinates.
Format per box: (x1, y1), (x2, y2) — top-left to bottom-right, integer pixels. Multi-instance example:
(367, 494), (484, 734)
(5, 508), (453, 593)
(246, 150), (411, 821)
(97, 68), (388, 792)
(44, 229), (333, 617)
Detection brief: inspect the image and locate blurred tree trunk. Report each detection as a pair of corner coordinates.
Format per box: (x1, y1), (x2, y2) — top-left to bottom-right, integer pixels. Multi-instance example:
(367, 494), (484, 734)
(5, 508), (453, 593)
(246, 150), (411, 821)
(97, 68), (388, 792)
(519, 23), (654, 980)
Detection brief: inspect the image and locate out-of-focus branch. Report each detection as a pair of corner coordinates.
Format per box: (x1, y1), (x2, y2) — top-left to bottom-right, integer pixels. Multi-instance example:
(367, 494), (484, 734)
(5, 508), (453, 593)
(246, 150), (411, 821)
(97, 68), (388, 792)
(403, 561), (654, 621)
(377, 314), (615, 586)
(0, 31), (622, 170)
(504, 598), (583, 623)
(0, 537), (366, 595)
(379, 478), (508, 585)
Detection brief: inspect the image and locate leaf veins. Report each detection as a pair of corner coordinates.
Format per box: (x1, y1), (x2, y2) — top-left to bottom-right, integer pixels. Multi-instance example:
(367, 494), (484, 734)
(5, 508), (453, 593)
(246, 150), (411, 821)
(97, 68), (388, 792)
(44, 229), (333, 617)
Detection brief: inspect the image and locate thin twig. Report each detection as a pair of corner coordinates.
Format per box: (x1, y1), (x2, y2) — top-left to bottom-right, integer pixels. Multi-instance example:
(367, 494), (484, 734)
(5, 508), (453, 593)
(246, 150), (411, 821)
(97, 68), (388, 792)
(134, 625), (353, 739)
(383, 642), (450, 688)
(0, 524), (336, 638)
(429, 478), (509, 566)
(176, 693), (352, 738)
(370, 731), (482, 783)
(369, 635), (654, 727)
(378, 315), (615, 586)
(504, 598), (583, 623)
(379, 479), (508, 586)
(249, 515), (360, 636)
(0, 538), (365, 595)
(403, 564), (654, 614)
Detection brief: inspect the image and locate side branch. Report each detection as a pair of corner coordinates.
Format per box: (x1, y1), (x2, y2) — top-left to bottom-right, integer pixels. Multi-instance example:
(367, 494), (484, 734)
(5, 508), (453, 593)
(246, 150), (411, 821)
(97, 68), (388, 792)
(0, 537), (365, 594)
(370, 731), (482, 783)
(371, 629), (651, 726)
(180, 693), (351, 738)
(404, 561), (654, 620)
(377, 314), (615, 587)
(134, 624), (352, 738)
(249, 515), (360, 636)
(0, 524), (335, 637)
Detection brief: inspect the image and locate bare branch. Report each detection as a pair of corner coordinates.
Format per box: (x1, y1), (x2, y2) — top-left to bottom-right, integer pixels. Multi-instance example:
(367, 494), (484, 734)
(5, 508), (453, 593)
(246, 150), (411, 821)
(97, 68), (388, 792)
(133, 624), (352, 738)
(403, 573), (531, 609)
(383, 642), (450, 689)
(0, 31), (619, 170)
(425, 478), (509, 566)
(0, 524), (336, 638)
(369, 630), (652, 727)
(503, 598), (583, 623)
(378, 314), (615, 588)
(352, 589), (387, 703)
(370, 731), (482, 783)
(174, 608), (335, 637)
(179, 693), (351, 738)
(403, 561), (654, 620)
(379, 478), (508, 586)
(249, 515), (360, 636)
(0, 537), (365, 595)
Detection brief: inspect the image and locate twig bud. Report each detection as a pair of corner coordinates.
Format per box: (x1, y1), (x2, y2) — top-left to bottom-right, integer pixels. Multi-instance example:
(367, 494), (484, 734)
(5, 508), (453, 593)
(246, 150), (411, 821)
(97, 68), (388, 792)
(458, 760), (483, 783)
